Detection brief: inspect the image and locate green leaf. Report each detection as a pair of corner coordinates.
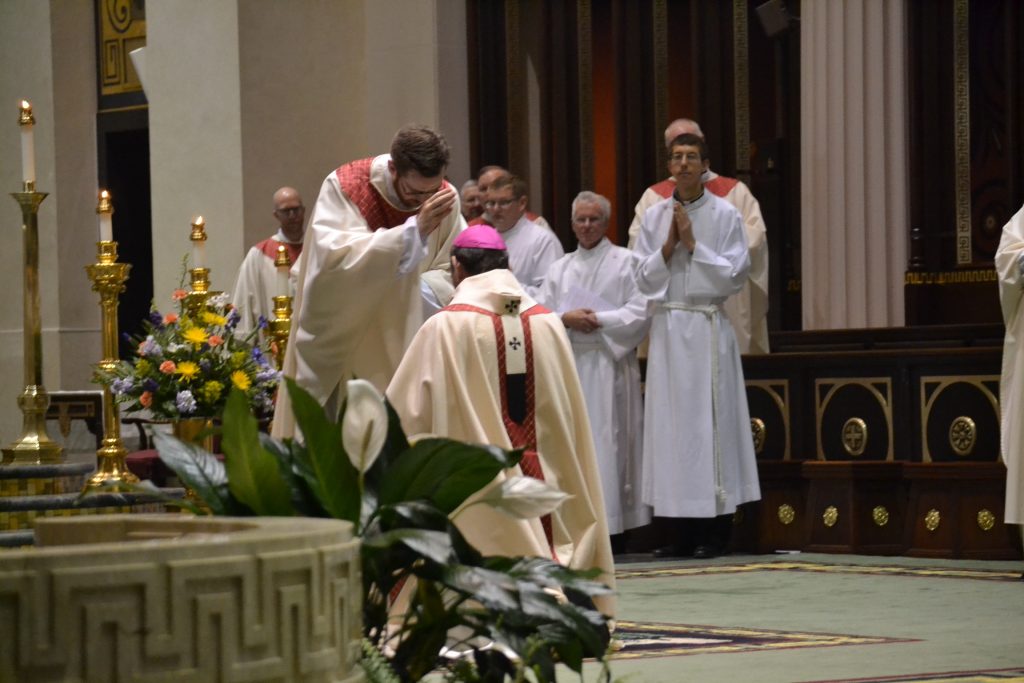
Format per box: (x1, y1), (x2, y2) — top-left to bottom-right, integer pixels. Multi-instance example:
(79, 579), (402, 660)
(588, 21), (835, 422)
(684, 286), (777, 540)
(286, 378), (360, 522)
(260, 432), (328, 517)
(153, 431), (239, 515)
(362, 528), (455, 565)
(378, 438), (521, 513)
(221, 388), (294, 516)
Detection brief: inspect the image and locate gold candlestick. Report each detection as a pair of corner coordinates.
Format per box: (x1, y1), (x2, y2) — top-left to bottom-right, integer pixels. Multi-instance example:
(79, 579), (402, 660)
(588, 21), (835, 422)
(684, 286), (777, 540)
(84, 195), (138, 488)
(2, 183), (63, 464)
(268, 245), (292, 369)
(186, 216), (211, 317)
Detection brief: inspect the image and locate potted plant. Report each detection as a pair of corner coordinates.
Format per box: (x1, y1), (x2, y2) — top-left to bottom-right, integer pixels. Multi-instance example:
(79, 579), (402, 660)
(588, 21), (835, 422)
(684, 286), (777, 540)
(153, 378), (614, 682)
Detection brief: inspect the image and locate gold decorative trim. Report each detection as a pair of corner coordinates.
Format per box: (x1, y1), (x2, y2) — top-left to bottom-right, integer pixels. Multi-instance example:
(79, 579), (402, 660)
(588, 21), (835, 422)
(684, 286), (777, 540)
(777, 504), (795, 526)
(919, 376), (999, 462)
(904, 269), (996, 285)
(953, 0), (971, 265)
(732, 0), (751, 179)
(505, 0), (524, 175)
(924, 509), (941, 532)
(745, 379), (791, 460)
(577, 0), (594, 189)
(751, 418), (766, 454)
(977, 509), (995, 532)
(815, 378), (893, 461)
(823, 506), (839, 528)
(842, 417), (868, 457)
(653, 0), (668, 172)
(98, 0), (146, 96)
(872, 506), (890, 527)
(949, 416), (977, 456)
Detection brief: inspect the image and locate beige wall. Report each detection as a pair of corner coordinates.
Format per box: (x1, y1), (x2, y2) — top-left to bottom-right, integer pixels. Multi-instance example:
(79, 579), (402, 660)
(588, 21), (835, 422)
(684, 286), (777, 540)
(0, 0), (100, 444)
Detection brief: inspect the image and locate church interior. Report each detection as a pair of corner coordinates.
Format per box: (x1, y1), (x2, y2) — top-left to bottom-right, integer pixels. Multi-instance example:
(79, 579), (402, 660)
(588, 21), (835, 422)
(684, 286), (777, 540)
(1, 1), (1023, 681)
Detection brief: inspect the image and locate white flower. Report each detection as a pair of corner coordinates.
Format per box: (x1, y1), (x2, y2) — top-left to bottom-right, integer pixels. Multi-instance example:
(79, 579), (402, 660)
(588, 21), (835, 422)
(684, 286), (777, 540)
(341, 379), (388, 473)
(208, 292), (231, 307)
(479, 476), (571, 519)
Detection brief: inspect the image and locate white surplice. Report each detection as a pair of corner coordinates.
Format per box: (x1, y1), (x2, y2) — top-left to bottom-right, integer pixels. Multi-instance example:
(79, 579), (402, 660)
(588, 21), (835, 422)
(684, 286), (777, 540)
(500, 214), (564, 297)
(628, 172), (770, 354)
(230, 231), (301, 336)
(996, 203), (1024, 525)
(271, 154), (462, 438)
(538, 238), (652, 533)
(634, 191), (761, 518)
(387, 268), (615, 615)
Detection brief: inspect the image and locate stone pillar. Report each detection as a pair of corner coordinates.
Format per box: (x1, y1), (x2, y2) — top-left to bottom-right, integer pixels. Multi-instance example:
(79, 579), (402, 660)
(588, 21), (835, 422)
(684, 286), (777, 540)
(0, 0), (100, 443)
(800, 0), (908, 329)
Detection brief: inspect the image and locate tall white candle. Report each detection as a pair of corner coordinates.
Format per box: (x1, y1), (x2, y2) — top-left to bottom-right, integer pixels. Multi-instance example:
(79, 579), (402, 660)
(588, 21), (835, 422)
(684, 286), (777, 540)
(97, 190), (113, 242)
(276, 263), (289, 298)
(19, 101), (35, 185)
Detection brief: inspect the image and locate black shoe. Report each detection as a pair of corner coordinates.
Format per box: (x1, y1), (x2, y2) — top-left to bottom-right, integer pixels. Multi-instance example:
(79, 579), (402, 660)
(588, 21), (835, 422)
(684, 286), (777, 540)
(653, 544), (688, 559)
(692, 545), (719, 559)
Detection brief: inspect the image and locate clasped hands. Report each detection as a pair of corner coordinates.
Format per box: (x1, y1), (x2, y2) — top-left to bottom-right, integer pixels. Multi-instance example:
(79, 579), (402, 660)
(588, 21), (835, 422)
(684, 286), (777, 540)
(661, 200), (696, 262)
(563, 309), (601, 333)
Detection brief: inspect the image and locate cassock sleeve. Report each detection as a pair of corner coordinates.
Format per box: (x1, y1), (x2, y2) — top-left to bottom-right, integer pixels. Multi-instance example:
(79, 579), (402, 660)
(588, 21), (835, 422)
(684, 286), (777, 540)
(996, 205), (1024, 326)
(592, 251), (651, 361)
(686, 206), (751, 299)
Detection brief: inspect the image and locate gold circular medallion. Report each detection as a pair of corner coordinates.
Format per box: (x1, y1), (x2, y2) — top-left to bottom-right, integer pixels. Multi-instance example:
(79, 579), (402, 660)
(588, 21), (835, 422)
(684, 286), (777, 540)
(924, 509), (941, 532)
(823, 505), (839, 528)
(977, 509), (995, 531)
(777, 504), (795, 526)
(841, 417), (868, 457)
(872, 506), (889, 527)
(949, 416), (976, 457)
(751, 418), (766, 454)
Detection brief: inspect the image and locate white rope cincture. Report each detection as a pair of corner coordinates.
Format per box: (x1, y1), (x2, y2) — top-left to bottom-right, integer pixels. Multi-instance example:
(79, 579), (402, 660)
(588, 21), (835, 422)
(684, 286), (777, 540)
(661, 301), (727, 511)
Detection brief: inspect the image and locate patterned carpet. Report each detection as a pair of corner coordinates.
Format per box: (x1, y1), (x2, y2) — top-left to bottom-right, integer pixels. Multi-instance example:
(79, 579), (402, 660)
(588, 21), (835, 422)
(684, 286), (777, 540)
(803, 668), (1024, 683)
(615, 560), (1023, 583)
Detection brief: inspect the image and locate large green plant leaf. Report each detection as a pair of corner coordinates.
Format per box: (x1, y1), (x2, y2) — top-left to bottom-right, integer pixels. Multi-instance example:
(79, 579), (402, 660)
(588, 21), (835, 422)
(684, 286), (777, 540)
(362, 528), (455, 565)
(259, 432), (327, 517)
(152, 431), (245, 515)
(378, 438), (521, 513)
(286, 378), (360, 523)
(221, 389), (294, 516)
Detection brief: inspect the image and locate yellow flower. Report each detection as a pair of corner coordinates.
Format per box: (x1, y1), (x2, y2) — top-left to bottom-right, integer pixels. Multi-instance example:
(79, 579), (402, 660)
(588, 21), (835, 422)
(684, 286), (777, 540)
(182, 326), (209, 346)
(176, 361), (200, 380)
(231, 370), (252, 391)
(201, 311), (228, 326)
(199, 381), (224, 404)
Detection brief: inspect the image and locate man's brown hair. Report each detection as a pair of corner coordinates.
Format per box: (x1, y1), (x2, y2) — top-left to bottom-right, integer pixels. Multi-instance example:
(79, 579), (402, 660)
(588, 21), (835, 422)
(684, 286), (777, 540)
(391, 124), (450, 177)
(489, 174), (528, 199)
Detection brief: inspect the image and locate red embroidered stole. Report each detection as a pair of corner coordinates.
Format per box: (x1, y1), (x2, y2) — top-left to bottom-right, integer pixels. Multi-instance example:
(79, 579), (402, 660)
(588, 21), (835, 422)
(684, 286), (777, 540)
(336, 157), (417, 230)
(652, 175), (739, 199)
(256, 237), (302, 265)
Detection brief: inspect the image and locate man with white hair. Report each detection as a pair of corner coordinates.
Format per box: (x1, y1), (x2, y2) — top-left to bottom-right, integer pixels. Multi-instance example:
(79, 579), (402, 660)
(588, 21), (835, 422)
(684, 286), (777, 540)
(628, 118), (770, 355)
(538, 191), (651, 547)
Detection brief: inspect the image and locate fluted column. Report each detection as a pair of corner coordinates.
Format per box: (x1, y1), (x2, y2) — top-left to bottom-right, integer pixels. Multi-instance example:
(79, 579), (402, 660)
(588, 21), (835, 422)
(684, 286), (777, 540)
(801, 0), (908, 329)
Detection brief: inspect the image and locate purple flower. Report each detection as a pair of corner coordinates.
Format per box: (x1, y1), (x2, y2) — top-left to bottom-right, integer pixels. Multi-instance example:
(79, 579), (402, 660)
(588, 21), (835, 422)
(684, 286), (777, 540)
(256, 368), (280, 383)
(227, 308), (240, 328)
(142, 378), (159, 393)
(199, 358), (212, 372)
(148, 310), (164, 327)
(175, 390), (197, 414)
(111, 377), (134, 395)
(138, 336), (162, 357)
(257, 315), (269, 330)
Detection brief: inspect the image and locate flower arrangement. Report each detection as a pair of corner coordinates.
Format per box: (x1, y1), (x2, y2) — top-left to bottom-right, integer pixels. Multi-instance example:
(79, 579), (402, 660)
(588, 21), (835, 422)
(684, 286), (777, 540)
(97, 288), (279, 419)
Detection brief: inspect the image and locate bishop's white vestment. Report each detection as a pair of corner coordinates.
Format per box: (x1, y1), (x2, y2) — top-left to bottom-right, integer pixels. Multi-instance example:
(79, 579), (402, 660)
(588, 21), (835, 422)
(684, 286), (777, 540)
(996, 203), (1024, 525)
(387, 269), (615, 615)
(231, 231), (302, 336)
(272, 154), (462, 438)
(538, 238), (651, 534)
(500, 215), (564, 297)
(629, 172), (770, 354)
(634, 191), (761, 518)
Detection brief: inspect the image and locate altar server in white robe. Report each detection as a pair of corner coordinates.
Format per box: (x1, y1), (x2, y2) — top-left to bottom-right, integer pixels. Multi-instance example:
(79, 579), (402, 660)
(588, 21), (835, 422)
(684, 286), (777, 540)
(388, 225), (615, 616)
(272, 125), (462, 438)
(628, 118), (770, 355)
(538, 191), (651, 538)
(634, 133), (761, 559)
(485, 174), (564, 297)
(995, 202), (1024, 562)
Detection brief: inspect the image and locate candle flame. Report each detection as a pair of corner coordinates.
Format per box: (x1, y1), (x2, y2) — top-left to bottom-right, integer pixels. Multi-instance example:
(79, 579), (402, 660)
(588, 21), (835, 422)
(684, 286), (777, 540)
(274, 244), (292, 267)
(190, 216), (207, 241)
(18, 100), (34, 125)
(96, 189), (114, 214)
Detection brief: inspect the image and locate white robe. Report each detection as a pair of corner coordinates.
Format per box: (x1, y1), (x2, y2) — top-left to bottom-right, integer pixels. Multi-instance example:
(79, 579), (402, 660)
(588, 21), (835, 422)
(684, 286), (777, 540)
(538, 238), (651, 533)
(634, 192), (761, 518)
(271, 154), (462, 438)
(387, 268), (615, 615)
(501, 214), (565, 297)
(996, 204), (1024, 525)
(230, 231), (300, 336)
(628, 172), (770, 354)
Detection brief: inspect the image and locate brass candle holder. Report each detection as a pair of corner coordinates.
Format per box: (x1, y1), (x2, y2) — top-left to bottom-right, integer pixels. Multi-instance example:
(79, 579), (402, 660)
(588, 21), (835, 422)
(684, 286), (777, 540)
(186, 216), (211, 317)
(2, 181), (63, 464)
(84, 192), (137, 488)
(267, 245), (293, 370)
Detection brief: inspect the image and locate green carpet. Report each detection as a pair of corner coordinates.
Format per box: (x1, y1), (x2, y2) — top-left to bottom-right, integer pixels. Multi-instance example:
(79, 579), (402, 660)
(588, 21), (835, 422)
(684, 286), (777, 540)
(589, 553), (1024, 683)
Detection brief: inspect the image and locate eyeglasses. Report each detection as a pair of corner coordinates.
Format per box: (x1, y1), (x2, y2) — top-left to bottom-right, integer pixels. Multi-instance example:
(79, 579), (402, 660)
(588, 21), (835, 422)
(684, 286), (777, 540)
(397, 176), (442, 201)
(572, 216), (604, 225)
(275, 206), (304, 216)
(484, 198), (517, 209)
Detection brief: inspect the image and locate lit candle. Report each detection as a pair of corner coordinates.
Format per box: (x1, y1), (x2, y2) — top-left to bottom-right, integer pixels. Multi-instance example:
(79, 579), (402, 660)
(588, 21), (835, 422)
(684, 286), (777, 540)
(275, 245), (290, 298)
(19, 100), (35, 185)
(190, 216), (206, 269)
(97, 190), (113, 242)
